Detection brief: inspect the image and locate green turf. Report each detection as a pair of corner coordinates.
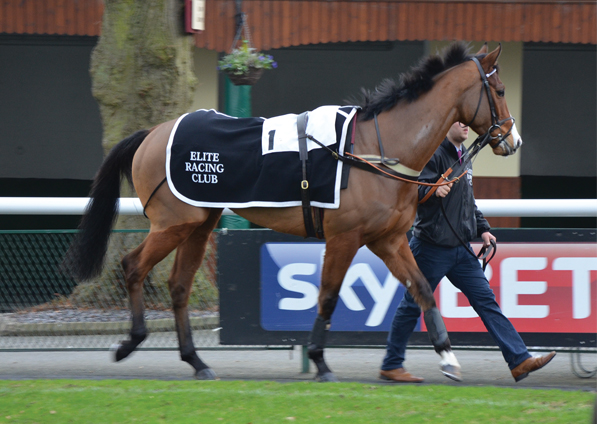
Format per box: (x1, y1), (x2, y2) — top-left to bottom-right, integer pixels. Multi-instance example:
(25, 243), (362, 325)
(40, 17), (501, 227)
(0, 380), (593, 423)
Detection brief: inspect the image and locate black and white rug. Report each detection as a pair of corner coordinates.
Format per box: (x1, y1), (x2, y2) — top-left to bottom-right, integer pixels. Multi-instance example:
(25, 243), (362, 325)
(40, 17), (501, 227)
(166, 106), (357, 209)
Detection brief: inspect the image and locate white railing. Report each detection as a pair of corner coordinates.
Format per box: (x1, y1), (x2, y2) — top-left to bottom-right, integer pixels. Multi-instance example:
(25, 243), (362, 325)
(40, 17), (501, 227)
(0, 197), (596, 217)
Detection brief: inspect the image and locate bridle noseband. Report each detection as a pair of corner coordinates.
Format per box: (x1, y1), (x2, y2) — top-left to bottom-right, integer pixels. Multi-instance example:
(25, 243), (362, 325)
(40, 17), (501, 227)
(464, 56), (517, 156)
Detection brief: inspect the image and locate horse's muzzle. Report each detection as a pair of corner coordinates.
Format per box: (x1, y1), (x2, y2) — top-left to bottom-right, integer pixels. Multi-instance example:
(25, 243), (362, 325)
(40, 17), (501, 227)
(494, 122), (522, 156)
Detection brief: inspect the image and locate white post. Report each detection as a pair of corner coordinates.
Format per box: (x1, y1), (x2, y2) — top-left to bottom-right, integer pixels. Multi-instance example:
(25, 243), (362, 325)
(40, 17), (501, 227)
(0, 197), (595, 217)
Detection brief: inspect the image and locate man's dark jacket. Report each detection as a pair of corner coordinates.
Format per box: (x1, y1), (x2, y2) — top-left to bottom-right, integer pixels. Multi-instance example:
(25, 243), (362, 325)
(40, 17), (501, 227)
(413, 137), (490, 247)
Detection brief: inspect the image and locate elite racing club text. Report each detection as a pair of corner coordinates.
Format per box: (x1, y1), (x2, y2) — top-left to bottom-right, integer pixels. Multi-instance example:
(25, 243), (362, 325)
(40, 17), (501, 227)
(185, 151), (224, 184)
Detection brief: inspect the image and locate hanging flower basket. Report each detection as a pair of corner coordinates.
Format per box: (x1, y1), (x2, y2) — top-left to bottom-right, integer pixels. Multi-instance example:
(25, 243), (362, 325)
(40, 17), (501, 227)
(224, 67), (265, 86)
(218, 40), (277, 86)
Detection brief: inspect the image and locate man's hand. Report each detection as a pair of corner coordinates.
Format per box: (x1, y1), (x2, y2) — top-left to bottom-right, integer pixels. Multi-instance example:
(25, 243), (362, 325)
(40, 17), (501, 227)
(481, 231), (497, 248)
(435, 182), (453, 198)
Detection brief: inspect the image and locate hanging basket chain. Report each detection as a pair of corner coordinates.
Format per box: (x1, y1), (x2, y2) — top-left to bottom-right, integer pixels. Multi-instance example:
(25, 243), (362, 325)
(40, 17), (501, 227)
(230, 12), (253, 53)
(220, 7), (275, 86)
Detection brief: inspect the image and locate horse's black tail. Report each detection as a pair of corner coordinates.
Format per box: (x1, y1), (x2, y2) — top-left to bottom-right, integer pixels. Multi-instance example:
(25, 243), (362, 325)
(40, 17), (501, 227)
(63, 129), (150, 281)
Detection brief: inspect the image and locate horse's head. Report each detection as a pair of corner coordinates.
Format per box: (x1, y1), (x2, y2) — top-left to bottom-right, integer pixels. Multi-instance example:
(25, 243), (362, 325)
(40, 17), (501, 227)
(464, 44), (523, 156)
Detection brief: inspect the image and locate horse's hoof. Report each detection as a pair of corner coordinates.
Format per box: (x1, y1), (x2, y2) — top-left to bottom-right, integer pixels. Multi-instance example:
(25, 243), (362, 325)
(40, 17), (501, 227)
(440, 364), (462, 382)
(439, 350), (462, 381)
(110, 343), (125, 362)
(195, 368), (218, 380)
(315, 372), (339, 383)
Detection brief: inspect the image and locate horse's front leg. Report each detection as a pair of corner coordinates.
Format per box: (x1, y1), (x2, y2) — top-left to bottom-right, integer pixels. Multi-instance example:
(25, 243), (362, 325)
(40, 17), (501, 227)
(309, 230), (361, 382)
(367, 233), (461, 381)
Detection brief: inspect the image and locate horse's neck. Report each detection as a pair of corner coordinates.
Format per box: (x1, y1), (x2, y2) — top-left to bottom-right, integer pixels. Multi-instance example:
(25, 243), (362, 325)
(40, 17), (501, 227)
(365, 69), (473, 172)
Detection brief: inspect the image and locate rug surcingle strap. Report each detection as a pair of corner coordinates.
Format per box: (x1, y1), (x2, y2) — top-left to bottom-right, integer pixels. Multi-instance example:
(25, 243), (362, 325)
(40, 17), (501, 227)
(297, 112), (324, 239)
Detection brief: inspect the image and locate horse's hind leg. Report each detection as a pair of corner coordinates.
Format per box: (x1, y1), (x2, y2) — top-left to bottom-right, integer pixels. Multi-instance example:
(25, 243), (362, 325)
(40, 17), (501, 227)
(113, 222), (199, 362)
(166, 210), (221, 380)
(309, 230), (362, 382)
(367, 233), (461, 381)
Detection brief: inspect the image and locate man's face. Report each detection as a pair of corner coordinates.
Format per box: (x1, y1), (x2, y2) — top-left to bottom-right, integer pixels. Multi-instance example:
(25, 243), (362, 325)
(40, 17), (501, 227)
(448, 122), (469, 144)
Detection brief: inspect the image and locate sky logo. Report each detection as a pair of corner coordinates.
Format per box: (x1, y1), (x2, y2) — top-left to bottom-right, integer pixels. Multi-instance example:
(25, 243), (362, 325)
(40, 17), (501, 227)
(260, 242), (416, 332)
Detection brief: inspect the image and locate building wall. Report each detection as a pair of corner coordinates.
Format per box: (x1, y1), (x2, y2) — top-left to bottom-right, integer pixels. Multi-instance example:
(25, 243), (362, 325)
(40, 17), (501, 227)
(520, 43), (596, 178)
(195, 0), (597, 50)
(191, 48), (219, 111)
(520, 42), (596, 228)
(249, 41), (425, 117)
(0, 35), (103, 181)
(0, 35), (103, 229)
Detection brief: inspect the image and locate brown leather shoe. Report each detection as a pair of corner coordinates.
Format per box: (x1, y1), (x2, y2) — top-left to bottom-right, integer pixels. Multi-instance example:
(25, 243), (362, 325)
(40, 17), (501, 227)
(380, 368), (424, 383)
(511, 351), (557, 382)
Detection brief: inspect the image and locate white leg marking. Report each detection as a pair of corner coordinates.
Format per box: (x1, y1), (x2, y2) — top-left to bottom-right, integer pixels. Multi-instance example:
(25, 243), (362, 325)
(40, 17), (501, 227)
(440, 350), (461, 368)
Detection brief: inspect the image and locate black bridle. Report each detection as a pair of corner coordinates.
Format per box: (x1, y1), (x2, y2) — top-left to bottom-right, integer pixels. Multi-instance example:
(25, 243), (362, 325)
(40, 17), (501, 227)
(462, 56), (518, 159)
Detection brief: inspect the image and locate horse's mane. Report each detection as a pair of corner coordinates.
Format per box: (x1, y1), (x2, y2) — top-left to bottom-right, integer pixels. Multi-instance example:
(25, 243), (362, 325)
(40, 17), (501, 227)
(356, 42), (473, 121)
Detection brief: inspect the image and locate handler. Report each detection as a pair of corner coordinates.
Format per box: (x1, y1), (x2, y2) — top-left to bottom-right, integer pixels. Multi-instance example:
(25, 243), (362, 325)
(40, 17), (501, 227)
(379, 122), (556, 383)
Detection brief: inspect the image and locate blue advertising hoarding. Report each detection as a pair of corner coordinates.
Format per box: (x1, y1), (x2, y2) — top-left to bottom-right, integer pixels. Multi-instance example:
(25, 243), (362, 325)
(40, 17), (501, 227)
(260, 242), (410, 332)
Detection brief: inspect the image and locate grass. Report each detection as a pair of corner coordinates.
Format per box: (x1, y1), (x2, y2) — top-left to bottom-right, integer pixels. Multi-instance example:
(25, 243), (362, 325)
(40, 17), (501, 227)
(0, 380), (593, 424)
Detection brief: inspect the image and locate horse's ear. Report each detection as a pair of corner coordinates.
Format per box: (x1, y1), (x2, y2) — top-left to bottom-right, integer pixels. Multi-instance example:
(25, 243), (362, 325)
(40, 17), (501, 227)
(475, 43), (488, 55)
(480, 43), (502, 72)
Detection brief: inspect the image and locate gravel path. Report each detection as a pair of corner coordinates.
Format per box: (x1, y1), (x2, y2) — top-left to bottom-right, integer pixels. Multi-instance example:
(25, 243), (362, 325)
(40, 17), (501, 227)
(2, 309), (218, 324)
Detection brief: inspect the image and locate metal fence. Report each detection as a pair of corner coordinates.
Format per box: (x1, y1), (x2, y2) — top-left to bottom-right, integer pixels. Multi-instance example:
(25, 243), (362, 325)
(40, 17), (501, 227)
(0, 230), (219, 350)
(1, 196), (596, 356)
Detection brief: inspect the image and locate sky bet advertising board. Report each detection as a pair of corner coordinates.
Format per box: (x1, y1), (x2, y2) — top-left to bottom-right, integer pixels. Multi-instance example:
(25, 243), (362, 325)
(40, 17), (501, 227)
(259, 241), (597, 336)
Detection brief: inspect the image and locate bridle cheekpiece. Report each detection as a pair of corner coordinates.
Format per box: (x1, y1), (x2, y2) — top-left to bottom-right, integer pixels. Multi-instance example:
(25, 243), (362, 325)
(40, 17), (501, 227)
(464, 56), (517, 156)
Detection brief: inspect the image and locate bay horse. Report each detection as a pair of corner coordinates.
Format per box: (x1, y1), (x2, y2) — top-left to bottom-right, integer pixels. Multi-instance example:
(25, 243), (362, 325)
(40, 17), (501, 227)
(65, 42), (521, 382)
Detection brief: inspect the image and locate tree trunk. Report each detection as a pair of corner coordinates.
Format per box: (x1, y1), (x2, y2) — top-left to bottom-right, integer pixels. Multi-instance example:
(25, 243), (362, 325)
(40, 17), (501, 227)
(91, 0), (196, 154)
(79, 0), (199, 302)
(90, 0), (196, 229)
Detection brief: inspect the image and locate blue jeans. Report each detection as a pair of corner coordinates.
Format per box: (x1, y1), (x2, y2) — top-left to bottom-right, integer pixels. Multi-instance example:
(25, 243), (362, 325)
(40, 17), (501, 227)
(381, 236), (531, 371)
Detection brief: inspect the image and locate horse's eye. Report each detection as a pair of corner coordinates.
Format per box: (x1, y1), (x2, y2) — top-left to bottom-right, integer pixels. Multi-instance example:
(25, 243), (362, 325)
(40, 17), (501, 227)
(496, 89), (505, 97)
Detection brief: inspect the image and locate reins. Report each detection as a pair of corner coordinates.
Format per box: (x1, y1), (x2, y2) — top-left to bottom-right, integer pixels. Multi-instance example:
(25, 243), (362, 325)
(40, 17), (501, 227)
(305, 123), (468, 187)
(345, 151), (467, 186)
(439, 199), (497, 271)
(418, 128), (493, 203)
(306, 125), (472, 189)
(310, 128), (497, 267)
(308, 56), (514, 190)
